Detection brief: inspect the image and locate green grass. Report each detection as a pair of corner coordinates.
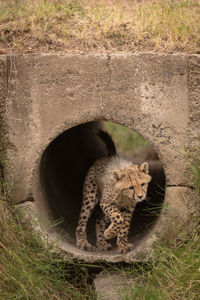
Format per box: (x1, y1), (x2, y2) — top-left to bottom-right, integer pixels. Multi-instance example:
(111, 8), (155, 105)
(105, 122), (148, 157)
(0, 0), (200, 53)
(0, 195), (97, 299)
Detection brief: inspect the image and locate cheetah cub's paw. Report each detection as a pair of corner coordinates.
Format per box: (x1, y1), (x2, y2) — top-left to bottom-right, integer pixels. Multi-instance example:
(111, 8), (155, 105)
(76, 239), (96, 251)
(104, 225), (121, 240)
(97, 240), (112, 251)
(104, 229), (117, 240)
(118, 243), (132, 254)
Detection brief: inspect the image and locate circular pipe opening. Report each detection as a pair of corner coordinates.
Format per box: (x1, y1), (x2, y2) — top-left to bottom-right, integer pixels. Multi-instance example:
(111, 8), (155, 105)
(37, 121), (165, 261)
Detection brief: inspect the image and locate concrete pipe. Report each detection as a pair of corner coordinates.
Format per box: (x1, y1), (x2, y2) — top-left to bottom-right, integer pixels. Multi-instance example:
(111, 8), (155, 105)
(0, 53), (199, 262)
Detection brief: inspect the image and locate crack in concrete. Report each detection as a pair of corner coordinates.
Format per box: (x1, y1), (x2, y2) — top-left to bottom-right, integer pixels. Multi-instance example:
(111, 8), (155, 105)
(167, 185), (194, 189)
(106, 54), (111, 89)
(15, 196), (35, 205)
(100, 54), (112, 112)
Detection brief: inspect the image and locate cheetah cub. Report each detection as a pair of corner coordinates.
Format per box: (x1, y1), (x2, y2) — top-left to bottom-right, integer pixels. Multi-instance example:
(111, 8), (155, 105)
(76, 133), (151, 254)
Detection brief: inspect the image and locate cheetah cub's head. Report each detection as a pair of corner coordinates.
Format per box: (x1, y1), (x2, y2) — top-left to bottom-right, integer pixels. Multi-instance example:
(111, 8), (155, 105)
(113, 162), (151, 202)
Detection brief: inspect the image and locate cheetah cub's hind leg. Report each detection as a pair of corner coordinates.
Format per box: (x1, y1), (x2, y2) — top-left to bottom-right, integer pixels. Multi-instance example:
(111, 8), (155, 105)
(76, 169), (97, 251)
(96, 212), (112, 251)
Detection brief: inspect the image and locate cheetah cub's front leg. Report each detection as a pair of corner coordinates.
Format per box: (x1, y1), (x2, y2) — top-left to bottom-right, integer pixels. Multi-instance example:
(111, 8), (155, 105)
(100, 203), (124, 240)
(116, 207), (134, 254)
(101, 201), (135, 254)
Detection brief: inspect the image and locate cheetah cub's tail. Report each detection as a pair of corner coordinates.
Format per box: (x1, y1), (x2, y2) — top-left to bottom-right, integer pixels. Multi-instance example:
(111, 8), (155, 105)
(97, 129), (116, 157)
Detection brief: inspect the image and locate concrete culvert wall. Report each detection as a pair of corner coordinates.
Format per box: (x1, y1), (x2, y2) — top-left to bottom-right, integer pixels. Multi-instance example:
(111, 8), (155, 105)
(0, 53), (199, 263)
(37, 121), (166, 262)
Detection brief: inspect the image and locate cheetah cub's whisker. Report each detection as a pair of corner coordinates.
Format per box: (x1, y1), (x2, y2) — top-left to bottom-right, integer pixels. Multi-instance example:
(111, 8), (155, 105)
(76, 130), (151, 254)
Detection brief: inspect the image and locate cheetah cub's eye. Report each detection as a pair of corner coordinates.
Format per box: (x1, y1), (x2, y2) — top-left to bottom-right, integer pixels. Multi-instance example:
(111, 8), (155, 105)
(129, 186), (134, 190)
(141, 183), (146, 187)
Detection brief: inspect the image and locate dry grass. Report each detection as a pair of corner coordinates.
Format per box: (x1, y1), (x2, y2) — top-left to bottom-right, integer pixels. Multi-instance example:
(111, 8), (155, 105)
(0, 0), (200, 53)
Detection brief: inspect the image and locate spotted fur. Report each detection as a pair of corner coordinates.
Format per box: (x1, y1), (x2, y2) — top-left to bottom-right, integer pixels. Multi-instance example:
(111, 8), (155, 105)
(76, 155), (151, 254)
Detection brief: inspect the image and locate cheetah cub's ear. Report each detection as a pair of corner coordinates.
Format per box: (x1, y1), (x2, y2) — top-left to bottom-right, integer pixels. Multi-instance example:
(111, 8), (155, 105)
(112, 170), (123, 181)
(139, 162), (149, 174)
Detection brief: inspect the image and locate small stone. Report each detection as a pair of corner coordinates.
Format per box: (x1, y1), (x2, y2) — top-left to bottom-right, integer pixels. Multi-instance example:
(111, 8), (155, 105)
(94, 271), (135, 300)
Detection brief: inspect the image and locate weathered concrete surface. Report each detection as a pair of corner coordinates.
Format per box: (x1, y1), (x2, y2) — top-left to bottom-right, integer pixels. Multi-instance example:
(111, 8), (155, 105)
(188, 55), (200, 144)
(0, 53), (200, 263)
(0, 53), (195, 201)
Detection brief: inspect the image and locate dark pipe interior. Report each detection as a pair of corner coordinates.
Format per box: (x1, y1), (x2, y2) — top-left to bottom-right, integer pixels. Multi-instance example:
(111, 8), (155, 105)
(39, 121), (166, 248)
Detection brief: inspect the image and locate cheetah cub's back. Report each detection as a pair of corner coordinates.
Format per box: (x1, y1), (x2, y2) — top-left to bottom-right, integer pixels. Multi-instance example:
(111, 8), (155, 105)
(76, 153), (151, 254)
